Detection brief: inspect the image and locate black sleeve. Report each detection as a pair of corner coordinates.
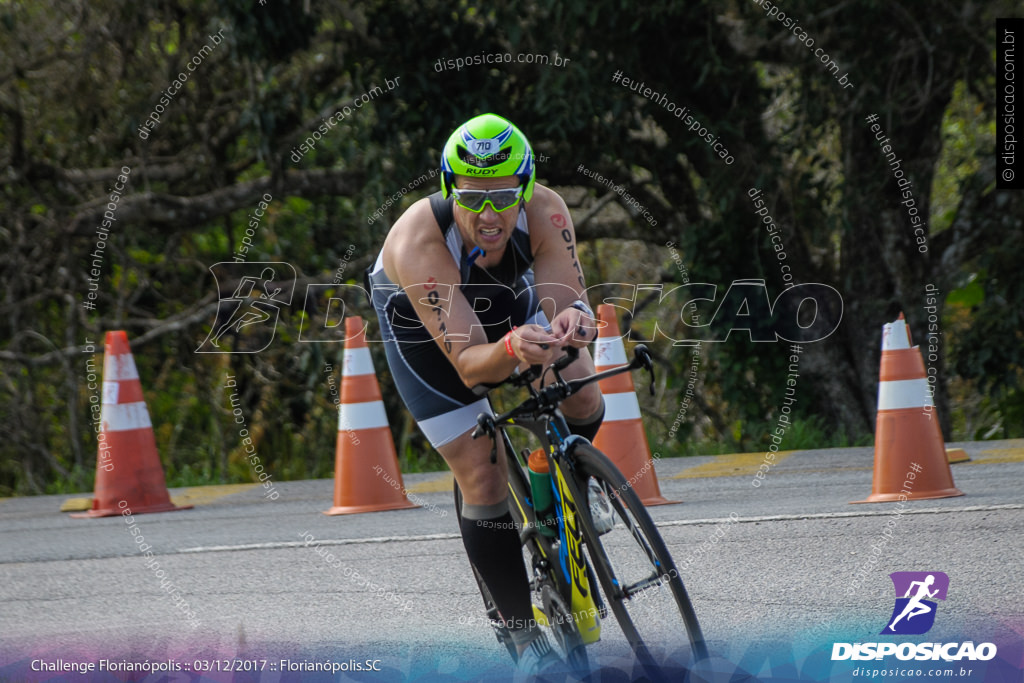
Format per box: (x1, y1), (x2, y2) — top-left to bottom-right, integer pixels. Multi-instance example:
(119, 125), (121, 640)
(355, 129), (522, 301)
(428, 191), (454, 235)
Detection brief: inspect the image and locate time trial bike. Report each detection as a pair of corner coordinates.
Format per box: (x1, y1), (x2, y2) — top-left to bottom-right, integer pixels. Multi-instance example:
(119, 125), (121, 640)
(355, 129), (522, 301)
(453, 344), (707, 678)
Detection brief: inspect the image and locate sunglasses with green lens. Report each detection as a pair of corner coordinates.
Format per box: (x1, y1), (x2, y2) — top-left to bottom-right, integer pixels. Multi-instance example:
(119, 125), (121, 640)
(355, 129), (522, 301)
(452, 187), (523, 213)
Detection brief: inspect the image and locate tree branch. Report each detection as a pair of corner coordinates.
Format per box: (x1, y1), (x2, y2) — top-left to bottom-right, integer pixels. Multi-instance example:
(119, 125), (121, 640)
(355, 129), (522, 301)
(65, 168), (363, 236)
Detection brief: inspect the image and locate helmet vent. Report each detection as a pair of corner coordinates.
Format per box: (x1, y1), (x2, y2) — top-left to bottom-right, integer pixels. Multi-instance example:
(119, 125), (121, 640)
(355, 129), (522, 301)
(457, 145), (514, 168)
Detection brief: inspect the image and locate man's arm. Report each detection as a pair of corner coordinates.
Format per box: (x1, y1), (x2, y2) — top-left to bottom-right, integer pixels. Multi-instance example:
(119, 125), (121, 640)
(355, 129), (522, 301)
(386, 200), (555, 387)
(527, 185), (596, 347)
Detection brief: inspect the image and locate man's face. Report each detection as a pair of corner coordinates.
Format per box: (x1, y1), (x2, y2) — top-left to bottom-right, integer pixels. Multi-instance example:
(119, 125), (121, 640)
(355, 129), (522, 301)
(452, 175), (522, 254)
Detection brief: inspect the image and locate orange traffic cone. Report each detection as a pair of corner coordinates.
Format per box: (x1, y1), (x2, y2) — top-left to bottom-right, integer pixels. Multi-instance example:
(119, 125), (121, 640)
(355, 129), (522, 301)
(591, 305), (678, 506)
(71, 331), (192, 518)
(853, 314), (964, 503)
(324, 316), (418, 515)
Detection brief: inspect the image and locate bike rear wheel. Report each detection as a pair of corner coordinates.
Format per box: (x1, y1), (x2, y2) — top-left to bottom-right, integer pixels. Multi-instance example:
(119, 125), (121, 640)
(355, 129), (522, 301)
(570, 443), (708, 666)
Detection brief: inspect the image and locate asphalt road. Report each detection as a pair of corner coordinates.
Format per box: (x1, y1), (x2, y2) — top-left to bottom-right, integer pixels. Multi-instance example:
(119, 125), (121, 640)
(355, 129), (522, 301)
(1, 439), (1022, 682)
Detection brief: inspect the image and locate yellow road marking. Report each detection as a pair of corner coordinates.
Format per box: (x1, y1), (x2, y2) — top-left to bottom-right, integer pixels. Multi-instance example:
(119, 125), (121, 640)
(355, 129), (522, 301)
(59, 483), (261, 512)
(787, 466), (873, 475)
(172, 483), (260, 506)
(671, 451), (796, 479)
(963, 440), (1024, 466)
(59, 497), (93, 512)
(406, 473), (454, 493)
(946, 448), (971, 464)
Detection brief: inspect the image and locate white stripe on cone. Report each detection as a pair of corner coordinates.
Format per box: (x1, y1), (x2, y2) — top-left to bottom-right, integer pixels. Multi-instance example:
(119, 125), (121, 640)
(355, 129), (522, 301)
(343, 347), (375, 376)
(101, 402), (153, 431)
(338, 400), (390, 431)
(881, 319), (911, 351)
(602, 392), (643, 421)
(103, 352), (140, 381)
(102, 381), (119, 404)
(594, 337), (628, 367)
(878, 378), (933, 410)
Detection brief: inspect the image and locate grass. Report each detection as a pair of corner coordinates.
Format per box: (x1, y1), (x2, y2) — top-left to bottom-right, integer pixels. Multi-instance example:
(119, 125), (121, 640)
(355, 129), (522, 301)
(654, 416), (873, 458)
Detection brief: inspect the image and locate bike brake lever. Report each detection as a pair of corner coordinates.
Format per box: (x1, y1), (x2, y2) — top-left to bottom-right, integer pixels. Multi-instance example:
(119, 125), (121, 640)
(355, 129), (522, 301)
(634, 344), (656, 396)
(472, 413), (494, 440)
(552, 346), (579, 373)
(473, 414), (500, 464)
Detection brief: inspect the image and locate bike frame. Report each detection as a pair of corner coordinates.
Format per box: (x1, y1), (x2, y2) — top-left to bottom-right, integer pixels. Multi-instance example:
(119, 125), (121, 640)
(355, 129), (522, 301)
(499, 412), (603, 642)
(475, 345), (656, 644)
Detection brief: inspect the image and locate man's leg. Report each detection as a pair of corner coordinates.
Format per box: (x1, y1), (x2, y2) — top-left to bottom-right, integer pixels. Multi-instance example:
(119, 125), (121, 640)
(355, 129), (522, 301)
(439, 429), (541, 652)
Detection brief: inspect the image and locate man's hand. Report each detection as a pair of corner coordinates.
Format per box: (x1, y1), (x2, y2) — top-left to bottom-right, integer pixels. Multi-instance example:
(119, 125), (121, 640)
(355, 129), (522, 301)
(550, 307), (596, 349)
(509, 324), (559, 364)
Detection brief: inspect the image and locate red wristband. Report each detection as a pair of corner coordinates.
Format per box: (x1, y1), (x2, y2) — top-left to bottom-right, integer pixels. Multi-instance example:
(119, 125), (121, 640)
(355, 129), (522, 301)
(504, 326), (518, 357)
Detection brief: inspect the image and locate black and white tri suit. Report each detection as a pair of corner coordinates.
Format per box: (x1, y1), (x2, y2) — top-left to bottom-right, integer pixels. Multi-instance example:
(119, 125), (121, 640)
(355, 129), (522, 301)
(367, 192), (548, 448)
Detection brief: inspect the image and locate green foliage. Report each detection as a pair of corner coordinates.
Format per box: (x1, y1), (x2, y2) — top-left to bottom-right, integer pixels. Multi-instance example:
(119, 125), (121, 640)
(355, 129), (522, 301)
(654, 415), (870, 459)
(932, 81), (994, 233)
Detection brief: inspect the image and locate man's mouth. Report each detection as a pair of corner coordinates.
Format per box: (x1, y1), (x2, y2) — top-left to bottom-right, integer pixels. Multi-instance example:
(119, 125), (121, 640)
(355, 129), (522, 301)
(479, 227), (502, 240)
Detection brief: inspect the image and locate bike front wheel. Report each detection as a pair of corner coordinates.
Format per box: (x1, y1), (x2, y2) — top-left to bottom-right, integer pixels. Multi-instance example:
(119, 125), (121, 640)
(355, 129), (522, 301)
(570, 443), (708, 665)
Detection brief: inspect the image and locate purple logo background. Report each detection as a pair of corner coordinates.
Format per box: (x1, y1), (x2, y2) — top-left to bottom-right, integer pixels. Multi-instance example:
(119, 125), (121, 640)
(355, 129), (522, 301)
(889, 571), (949, 601)
(881, 571), (949, 635)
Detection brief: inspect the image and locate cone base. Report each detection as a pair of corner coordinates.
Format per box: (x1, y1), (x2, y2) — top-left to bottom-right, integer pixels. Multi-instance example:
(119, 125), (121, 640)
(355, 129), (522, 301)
(70, 501), (193, 518)
(323, 499), (419, 516)
(851, 488), (964, 504)
(641, 495), (681, 506)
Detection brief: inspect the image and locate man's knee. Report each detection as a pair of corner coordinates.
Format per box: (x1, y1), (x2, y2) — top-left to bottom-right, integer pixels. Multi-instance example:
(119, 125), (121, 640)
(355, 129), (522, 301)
(562, 383), (602, 419)
(460, 468), (507, 504)
(442, 435), (508, 504)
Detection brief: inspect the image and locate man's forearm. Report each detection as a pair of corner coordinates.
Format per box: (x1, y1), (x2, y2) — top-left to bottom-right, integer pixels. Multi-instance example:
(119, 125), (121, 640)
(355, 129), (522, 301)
(453, 338), (520, 388)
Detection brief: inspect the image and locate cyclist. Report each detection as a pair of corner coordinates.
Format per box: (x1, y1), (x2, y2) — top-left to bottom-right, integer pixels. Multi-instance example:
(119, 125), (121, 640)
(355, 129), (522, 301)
(367, 113), (604, 675)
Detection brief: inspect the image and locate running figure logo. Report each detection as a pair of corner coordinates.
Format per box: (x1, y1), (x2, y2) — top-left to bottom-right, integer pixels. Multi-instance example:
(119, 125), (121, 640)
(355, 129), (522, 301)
(196, 262), (295, 353)
(881, 571), (949, 635)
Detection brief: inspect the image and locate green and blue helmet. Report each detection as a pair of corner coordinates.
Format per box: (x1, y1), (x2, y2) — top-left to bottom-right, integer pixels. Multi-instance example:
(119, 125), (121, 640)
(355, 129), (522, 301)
(440, 113), (536, 202)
